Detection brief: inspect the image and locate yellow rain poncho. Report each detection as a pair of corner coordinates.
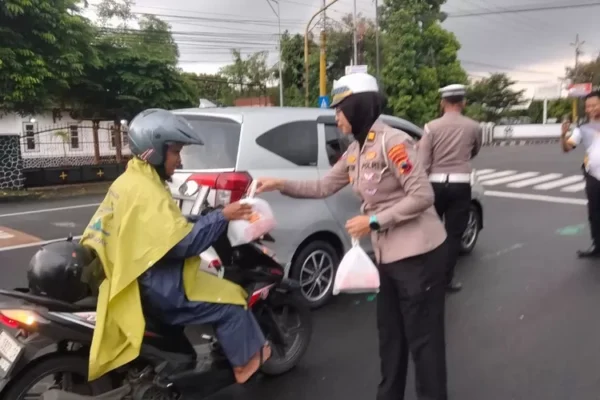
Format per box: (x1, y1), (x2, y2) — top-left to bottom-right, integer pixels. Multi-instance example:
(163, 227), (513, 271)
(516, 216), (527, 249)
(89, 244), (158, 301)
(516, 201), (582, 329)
(82, 158), (247, 381)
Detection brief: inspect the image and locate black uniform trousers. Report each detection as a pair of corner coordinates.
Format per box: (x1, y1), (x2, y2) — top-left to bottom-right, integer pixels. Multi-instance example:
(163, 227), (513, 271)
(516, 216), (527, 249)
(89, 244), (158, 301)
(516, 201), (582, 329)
(431, 182), (471, 285)
(376, 241), (448, 400)
(583, 168), (600, 246)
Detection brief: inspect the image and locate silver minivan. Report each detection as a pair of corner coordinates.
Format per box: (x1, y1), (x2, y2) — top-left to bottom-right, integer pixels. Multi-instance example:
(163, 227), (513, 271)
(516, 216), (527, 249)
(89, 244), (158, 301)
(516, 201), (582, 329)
(169, 107), (484, 309)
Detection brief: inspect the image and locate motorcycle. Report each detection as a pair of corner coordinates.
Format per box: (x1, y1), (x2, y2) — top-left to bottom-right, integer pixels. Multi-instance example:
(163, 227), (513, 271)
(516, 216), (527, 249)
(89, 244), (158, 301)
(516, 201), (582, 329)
(0, 183), (312, 399)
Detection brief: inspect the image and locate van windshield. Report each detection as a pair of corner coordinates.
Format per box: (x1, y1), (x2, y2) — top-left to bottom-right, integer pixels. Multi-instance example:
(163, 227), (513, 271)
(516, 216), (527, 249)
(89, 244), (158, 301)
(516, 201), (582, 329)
(179, 115), (241, 169)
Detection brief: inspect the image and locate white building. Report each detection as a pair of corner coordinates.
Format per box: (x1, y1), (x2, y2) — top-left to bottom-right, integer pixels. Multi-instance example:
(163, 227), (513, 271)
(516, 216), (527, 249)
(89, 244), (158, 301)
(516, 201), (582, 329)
(0, 111), (130, 167)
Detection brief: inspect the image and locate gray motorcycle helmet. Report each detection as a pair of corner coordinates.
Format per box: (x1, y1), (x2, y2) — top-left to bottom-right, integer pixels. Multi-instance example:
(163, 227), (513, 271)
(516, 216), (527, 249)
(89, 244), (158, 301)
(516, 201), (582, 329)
(127, 108), (204, 166)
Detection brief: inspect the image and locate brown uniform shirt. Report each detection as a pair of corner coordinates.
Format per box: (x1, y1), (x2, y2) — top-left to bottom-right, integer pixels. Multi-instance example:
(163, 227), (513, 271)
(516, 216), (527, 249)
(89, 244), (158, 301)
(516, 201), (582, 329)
(419, 111), (482, 174)
(281, 121), (447, 264)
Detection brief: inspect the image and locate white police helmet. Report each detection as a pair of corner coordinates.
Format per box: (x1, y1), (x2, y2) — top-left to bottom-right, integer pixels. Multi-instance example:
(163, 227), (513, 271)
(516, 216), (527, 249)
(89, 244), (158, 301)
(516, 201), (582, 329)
(330, 72), (380, 108)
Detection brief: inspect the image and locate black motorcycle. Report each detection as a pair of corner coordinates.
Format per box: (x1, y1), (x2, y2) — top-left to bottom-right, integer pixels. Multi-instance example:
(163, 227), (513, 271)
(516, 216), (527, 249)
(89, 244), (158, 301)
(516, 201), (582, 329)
(0, 192), (312, 399)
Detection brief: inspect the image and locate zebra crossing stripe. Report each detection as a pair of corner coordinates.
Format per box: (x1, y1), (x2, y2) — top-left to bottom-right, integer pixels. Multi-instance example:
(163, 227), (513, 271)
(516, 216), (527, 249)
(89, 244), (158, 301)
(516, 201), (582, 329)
(480, 172), (540, 186)
(475, 169), (495, 176)
(506, 173), (563, 188)
(533, 175), (583, 190)
(477, 171), (517, 181)
(560, 182), (587, 193)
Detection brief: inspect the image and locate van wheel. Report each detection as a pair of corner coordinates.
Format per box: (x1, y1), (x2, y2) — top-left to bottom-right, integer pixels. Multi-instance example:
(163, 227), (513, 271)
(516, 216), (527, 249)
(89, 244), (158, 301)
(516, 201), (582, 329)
(460, 204), (481, 255)
(290, 240), (340, 309)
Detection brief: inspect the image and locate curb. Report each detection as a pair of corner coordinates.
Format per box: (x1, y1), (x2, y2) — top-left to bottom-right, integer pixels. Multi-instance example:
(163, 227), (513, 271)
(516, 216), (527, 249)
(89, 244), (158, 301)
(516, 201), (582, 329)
(0, 183), (111, 204)
(0, 193), (43, 203)
(487, 139), (560, 146)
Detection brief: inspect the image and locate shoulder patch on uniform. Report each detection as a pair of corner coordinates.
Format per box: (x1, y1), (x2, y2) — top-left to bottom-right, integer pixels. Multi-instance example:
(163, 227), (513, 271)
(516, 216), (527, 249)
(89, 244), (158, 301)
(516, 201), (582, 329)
(366, 131), (376, 142)
(387, 144), (413, 175)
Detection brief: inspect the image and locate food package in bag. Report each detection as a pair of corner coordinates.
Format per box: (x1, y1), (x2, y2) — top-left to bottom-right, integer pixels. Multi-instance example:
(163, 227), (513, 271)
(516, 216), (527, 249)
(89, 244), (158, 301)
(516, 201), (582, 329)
(332, 239), (380, 295)
(227, 181), (276, 247)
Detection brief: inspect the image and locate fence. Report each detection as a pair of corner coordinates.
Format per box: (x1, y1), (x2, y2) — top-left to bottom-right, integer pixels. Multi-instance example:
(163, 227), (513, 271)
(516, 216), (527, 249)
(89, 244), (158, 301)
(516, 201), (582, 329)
(17, 123), (131, 187)
(480, 122), (561, 146)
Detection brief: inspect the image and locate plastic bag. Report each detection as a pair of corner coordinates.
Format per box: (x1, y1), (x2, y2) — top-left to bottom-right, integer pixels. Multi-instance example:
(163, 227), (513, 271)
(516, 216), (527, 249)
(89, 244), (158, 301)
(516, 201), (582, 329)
(227, 181), (276, 247)
(332, 239), (380, 295)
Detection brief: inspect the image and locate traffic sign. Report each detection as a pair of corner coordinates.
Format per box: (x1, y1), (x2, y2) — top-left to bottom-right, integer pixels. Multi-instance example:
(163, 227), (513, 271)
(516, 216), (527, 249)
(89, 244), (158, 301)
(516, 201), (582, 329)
(345, 65), (368, 75)
(318, 96), (330, 109)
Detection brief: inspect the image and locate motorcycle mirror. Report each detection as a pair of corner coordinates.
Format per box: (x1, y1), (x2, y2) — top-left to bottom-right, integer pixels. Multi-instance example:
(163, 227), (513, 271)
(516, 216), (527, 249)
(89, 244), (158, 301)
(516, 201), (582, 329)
(179, 180), (200, 197)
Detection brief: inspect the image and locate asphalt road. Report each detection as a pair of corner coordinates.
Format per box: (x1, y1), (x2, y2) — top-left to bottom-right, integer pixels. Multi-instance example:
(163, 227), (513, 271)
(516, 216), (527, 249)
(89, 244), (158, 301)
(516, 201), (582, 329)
(1, 144), (600, 399)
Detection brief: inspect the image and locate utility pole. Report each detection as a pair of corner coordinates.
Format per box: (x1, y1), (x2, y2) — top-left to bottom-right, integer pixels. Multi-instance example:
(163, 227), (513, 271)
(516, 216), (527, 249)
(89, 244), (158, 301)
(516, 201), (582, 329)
(266, 0), (284, 107)
(570, 34), (585, 122)
(352, 0), (358, 65)
(304, 0), (340, 107)
(374, 0), (380, 81)
(319, 0), (327, 100)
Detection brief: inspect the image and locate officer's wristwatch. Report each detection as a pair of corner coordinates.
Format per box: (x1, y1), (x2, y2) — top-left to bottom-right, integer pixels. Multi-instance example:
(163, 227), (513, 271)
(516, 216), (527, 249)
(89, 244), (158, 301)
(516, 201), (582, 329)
(369, 215), (381, 231)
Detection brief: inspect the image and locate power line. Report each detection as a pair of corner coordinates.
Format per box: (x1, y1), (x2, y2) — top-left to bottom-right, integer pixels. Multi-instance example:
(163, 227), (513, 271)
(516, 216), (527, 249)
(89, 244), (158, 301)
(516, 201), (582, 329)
(448, 1), (600, 18)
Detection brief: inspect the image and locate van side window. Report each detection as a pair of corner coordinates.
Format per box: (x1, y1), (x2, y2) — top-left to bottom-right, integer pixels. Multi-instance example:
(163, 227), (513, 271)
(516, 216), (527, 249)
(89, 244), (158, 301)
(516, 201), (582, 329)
(256, 121), (318, 166)
(324, 124), (351, 166)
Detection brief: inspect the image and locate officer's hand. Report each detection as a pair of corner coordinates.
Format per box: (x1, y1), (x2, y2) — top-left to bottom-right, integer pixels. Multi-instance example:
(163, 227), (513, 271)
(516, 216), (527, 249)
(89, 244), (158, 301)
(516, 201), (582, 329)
(561, 121), (571, 136)
(222, 202), (253, 221)
(255, 178), (284, 194)
(346, 215), (371, 238)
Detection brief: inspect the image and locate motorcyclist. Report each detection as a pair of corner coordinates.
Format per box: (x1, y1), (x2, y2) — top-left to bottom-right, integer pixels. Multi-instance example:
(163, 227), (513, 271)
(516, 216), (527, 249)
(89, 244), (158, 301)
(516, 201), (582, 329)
(81, 108), (270, 384)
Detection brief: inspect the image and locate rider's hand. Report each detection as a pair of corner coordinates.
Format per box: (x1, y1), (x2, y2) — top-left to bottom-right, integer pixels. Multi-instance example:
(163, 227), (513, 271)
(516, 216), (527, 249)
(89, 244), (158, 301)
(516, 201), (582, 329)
(254, 178), (284, 194)
(222, 202), (253, 221)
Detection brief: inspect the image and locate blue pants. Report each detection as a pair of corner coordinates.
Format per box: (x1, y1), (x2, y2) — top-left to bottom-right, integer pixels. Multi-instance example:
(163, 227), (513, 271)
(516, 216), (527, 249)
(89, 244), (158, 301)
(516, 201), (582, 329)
(139, 263), (266, 367)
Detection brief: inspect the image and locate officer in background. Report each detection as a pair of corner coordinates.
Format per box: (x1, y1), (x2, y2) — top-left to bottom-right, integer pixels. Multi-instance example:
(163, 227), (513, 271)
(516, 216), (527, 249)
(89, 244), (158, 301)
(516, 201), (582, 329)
(561, 91), (600, 258)
(419, 84), (482, 293)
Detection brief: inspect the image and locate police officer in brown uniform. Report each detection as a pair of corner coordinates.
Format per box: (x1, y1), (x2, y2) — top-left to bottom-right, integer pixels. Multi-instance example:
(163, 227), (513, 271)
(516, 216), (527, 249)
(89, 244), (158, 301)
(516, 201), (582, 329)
(419, 84), (482, 293)
(256, 73), (449, 400)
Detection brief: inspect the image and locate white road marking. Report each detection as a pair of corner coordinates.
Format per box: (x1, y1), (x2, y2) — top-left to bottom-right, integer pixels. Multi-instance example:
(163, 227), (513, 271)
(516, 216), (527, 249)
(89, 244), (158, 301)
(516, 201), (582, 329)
(477, 170), (517, 181)
(475, 169), (496, 175)
(52, 222), (77, 228)
(481, 172), (539, 186)
(0, 235), (83, 253)
(533, 175), (583, 190)
(561, 182), (587, 193)
(0, 230), (15, 239)
(0, 204), (99, 219)
(480, 243), (525, 260)
(506, 173), (563, 188)
(484, 190), (587, 205)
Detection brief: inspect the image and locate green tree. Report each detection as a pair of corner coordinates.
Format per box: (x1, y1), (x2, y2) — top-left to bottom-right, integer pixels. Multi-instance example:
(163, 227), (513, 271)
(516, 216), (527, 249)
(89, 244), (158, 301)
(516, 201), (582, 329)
(68, 0), (197, 122)
(182, 73), (235, 106)
(527, 98), (572, 123)
(380, 0), (467, 126)
(219, 49), (274, 100)
(567, 56), (600, 87)
(466, 73), (525, 123)
(0, 0), (99, 115)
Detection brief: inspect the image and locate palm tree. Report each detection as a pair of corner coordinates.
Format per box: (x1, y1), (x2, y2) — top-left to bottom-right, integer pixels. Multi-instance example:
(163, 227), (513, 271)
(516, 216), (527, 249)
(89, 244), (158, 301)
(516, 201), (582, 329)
(53, 130), (69, 158)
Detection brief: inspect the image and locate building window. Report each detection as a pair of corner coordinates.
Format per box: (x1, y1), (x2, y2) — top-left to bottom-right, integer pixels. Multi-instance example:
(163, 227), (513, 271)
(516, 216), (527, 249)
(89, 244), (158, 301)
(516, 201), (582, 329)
(109, 126), (127, 148)
(69, 125), (80, 149)
(122, 128), (129, 147)
(23, 123), (37, 151)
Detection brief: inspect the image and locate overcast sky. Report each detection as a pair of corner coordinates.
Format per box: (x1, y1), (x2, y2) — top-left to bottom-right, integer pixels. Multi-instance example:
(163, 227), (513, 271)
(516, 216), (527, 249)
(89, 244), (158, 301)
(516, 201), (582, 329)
(87, 0), (600, 98)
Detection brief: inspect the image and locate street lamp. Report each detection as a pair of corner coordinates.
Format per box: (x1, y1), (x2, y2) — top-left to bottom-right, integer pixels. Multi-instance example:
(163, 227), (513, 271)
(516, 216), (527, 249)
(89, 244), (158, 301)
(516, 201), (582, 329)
(266, 0), (284, 107)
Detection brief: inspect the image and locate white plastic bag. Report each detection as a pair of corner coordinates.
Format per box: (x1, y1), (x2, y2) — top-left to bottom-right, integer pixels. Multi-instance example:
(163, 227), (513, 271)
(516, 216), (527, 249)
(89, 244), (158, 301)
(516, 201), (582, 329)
(227, 181), (277, 247)
(332, 239), (380, 295)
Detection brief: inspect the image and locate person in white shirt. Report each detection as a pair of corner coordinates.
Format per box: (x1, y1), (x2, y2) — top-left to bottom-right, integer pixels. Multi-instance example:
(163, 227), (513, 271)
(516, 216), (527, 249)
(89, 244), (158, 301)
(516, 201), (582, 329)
(561, 91), (600, 257)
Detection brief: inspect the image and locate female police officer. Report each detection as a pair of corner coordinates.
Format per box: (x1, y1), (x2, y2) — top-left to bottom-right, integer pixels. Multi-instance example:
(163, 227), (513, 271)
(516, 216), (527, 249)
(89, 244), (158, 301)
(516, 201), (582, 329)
(255, 72), (449, 400)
